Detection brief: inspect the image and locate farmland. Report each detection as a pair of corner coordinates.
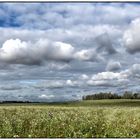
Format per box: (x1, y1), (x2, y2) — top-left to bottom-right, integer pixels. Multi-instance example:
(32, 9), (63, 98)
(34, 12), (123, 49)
(0, 99), (140, 138)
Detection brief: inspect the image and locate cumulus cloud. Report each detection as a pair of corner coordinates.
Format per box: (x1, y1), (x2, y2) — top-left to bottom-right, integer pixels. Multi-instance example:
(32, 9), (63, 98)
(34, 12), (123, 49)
(0, 38), (106, 66)
(43, 41), (74, 62)
(0, 38), (75, 65)
(0, 39), (40, 65)
(91, 71), (127, 81)
(123, 18), (140, 54)
(86, 63), (140, 87)
(86, 71), (129, 87)
(106, 61), (121, 71)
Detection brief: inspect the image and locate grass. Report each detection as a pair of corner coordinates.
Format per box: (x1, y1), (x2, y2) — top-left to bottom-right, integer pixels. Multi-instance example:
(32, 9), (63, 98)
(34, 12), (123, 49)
(0, 99), (140, 138)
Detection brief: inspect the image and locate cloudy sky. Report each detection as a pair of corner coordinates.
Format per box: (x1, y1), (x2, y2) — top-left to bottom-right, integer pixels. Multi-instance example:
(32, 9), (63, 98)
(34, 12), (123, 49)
(0, 2), (140, 102)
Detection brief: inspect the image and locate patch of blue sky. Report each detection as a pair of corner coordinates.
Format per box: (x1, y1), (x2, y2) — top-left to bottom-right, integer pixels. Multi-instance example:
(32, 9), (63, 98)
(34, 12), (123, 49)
(19, 80), (39, 85)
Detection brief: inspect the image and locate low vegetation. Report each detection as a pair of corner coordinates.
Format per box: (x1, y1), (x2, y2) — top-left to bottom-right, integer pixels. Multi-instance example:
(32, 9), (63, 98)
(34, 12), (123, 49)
(0, 100), (140, 138)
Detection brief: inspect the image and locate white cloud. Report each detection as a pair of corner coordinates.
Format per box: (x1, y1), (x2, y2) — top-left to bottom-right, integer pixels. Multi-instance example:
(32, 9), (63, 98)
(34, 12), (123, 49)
(66, 80), (77, 86)
(0, 37), (107, 65)
(80, 74), (89, 80)
(0, 38), (75, 65)
(123, 18), (140, 54)
(87, 79), (114, 86)
(86, 63), (140, 87)
(0, 39), (35, 64)
(86, 70), (129, 87)
(74, 49), (102, 61)
(91, 71), (127, 81)
(35, 39), (75, 62)
(39, 94), (54, 99)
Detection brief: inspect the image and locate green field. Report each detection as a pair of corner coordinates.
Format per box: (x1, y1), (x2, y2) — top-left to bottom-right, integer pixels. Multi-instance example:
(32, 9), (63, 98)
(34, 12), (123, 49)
(0, 99), (140, 138)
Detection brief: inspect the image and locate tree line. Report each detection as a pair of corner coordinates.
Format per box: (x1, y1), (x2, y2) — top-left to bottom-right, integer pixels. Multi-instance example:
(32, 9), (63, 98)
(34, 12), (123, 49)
(82, 91), (140, 100)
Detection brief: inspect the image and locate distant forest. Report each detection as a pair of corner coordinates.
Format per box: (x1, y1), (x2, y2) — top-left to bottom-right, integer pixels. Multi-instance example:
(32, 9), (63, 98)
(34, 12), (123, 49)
(0, 101), (38, 104)
(82, 91), (140, 100)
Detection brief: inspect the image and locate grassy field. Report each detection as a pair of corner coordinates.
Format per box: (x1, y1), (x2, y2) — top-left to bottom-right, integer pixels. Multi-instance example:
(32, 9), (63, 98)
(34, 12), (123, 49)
(0, 99), (140, 138)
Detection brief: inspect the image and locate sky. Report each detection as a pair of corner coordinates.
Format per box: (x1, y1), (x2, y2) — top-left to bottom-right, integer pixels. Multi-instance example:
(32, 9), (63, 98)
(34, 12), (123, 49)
(0, 2), (140, 102)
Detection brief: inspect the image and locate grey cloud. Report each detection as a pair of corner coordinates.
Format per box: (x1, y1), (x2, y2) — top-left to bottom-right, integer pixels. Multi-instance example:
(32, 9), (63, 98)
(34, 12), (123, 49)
(33, 79), (79, 90)
(129, 64), (140, 78)
(95, 33), (117, 55)
(87, 80), (117, 87)
(0, 83), (23, 91)
(46, 62), (70, 70)
(106, 61), (121, 71)
(0, 86), (22, 91)
(34, 80), (64, 89)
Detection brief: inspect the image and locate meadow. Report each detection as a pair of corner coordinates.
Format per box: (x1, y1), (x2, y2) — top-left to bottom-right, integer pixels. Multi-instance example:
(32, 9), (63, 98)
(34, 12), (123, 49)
(0, 99), (140, 138)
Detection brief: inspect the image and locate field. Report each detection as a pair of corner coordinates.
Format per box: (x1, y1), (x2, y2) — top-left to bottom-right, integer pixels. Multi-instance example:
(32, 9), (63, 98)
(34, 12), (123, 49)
(0, 99), (140, 138)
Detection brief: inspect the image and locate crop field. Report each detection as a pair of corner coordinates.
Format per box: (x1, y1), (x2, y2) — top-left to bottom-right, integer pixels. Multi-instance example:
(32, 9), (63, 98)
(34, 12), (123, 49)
(0, 99), (140, 138)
